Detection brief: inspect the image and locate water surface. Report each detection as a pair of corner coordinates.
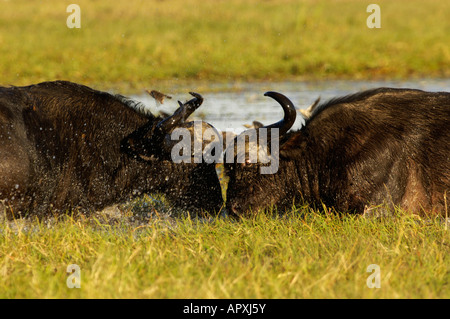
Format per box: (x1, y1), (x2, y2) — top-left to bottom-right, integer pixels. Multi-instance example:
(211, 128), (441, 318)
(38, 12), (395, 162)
(133, 79), (450, 134)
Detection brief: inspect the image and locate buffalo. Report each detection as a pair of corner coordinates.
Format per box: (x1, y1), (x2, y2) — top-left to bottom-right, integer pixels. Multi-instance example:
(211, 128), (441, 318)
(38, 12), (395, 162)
(224, 88), (450, 217)
(0, 81), (223, 218)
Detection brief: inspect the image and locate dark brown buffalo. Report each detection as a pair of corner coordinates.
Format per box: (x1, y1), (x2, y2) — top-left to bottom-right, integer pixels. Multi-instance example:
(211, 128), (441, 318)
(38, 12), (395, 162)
(225, 88), (450, 217)
(0, 81), (223, 218)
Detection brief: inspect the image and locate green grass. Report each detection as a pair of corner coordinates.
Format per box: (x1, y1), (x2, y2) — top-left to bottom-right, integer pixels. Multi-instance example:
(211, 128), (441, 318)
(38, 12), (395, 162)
(0, 0), (449, 93)
(1, 204), (448, 298)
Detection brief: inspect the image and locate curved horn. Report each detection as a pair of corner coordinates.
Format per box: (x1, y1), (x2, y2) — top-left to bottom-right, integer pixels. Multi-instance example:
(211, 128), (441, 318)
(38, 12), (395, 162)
(155, 92), (203, 133)
(263, 91), (297, 136)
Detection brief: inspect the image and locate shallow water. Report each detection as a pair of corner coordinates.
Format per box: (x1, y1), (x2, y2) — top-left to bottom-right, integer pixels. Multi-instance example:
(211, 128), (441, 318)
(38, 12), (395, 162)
(133, 79), (450, 134)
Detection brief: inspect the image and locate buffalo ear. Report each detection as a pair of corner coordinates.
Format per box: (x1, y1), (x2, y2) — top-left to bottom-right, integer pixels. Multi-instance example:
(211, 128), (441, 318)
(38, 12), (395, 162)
(279, 144), (303, 161)
(278, 133), (306, 160)
(120, 129), (155, 160)
(279, 145), (291, 160)
(279, 147), (287, 160)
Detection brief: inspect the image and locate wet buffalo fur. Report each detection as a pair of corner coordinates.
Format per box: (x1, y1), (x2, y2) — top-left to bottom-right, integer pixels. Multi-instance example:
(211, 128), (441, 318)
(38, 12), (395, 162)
(225, 88), (450, 217)
(0, 81), (223, 218)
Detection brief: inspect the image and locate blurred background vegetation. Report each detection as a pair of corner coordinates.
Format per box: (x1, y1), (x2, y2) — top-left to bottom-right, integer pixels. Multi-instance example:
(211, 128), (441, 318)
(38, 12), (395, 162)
(0, 0), (449, 93)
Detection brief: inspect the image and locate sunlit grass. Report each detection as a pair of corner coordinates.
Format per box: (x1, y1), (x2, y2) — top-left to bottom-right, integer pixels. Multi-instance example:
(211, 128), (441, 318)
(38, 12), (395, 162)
(0, 0), (449, 93)
(1, 202), (448, 298)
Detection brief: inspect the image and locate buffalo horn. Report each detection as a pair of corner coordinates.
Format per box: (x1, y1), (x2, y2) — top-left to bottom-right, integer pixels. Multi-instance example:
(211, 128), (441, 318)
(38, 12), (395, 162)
(263, 91), (297, 136)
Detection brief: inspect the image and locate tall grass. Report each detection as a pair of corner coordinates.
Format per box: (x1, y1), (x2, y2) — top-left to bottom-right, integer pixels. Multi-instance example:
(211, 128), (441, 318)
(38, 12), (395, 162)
(0, 0), (449, 92)
(1, 207), (448, 298)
